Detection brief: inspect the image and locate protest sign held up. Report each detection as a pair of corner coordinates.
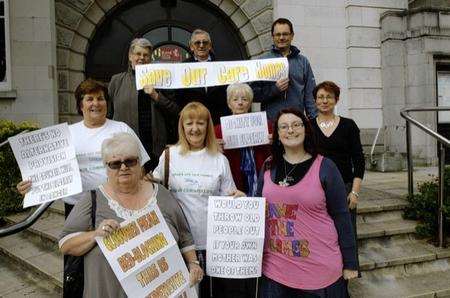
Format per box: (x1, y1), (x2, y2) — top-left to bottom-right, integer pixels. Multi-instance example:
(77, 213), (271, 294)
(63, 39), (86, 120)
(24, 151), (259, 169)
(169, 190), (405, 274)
(135, 58), (289, 90)
(96, 203), (196, 298)
(220, 112), (270, 150)
(206, 196), (265, 279)
(8, 123), (82, 208)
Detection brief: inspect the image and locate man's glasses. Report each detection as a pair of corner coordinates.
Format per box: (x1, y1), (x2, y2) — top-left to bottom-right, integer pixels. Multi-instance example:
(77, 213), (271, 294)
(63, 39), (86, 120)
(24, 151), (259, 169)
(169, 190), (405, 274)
(193, 40), (210, 47)
(273, 32), (292, 38)
(316, 95), (335, 101)
(278, 122), (304, 132)
(107, 157), (139, 170)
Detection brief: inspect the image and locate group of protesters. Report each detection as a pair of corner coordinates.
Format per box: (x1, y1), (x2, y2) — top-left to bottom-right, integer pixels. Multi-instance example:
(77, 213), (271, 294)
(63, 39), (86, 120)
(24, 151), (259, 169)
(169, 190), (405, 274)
(16, 17), (365, 298)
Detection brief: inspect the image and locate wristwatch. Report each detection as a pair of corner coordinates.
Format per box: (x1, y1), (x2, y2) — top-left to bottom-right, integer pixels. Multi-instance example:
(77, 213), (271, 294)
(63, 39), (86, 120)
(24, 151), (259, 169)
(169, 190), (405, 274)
(350, 190), (359, 198)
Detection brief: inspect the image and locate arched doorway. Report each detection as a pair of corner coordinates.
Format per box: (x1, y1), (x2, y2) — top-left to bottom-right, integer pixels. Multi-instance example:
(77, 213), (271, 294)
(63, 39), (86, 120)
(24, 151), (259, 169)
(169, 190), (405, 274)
(85, 0), (248, 81)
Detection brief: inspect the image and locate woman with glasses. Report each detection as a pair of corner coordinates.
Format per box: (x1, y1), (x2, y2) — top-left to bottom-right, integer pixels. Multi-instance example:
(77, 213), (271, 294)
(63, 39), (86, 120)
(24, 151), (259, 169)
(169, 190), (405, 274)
(311, 81), (365, 276)
(153, 102), (245, 298)
(59, 132), (202, 297)
(256, 108), (357, 297)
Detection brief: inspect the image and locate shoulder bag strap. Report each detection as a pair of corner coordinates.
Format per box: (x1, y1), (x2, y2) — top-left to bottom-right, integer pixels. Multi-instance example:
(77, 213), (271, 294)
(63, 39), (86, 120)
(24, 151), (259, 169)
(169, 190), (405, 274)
(164, 147), (170, 189)
(90, 190), (97, 230)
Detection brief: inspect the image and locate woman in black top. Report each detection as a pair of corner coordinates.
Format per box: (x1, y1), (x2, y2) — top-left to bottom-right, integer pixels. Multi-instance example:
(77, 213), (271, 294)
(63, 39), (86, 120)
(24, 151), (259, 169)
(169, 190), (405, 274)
(311, 81), (365, 273)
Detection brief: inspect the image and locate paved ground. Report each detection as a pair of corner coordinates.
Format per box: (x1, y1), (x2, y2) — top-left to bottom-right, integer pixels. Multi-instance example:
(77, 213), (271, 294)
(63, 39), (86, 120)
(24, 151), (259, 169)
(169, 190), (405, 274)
(363, 166), (438, 196)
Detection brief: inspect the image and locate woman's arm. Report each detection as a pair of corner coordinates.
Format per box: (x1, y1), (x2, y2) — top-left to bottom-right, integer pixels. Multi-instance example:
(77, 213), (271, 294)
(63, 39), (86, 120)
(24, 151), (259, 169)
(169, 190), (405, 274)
(320, 158), (358, 274)
(60, 219), (120, 256)
(181, 249), (203, 286)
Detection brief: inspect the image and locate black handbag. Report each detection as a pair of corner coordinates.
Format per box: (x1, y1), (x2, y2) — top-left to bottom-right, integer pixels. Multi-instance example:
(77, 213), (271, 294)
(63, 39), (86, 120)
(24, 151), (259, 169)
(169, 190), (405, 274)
(63, 190), (97, 298)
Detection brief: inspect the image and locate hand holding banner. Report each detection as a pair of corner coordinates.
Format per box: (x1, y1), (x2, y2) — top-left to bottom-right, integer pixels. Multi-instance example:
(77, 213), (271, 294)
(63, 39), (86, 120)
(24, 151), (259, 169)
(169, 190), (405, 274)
(8, 123), (82, 208)
(135, 58), (289, 90)
(96, 203), (196, 298)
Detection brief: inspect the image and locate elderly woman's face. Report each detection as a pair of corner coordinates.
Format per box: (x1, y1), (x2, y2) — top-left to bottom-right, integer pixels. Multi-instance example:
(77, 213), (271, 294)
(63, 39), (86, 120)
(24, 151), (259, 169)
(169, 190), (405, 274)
(277, 113), (305, 149)
(80, 90), (107, 126)
(183, 116), (207, 151)
(129, 45), (151, 69)
(228, 91), (251, 115)
(106, 153), (140, 185)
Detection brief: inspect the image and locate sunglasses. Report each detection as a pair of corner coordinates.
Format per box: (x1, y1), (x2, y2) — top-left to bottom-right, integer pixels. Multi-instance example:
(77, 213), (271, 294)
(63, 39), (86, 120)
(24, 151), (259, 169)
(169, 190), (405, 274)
(107, 157), (139, 170)
(193, 40), (210, 46)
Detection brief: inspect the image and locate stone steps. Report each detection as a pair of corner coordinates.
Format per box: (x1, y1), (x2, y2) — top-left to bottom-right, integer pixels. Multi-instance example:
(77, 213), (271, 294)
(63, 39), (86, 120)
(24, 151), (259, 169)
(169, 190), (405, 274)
(0, 206), (64, 295)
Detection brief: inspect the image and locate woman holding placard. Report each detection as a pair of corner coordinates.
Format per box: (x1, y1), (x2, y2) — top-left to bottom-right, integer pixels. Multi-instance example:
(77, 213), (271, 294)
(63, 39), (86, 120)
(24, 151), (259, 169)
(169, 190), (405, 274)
(214, 83), (272, 198)
(256, 108), (357, 297)
(59, 132), (202, 297)
(153, 102), (245, 298)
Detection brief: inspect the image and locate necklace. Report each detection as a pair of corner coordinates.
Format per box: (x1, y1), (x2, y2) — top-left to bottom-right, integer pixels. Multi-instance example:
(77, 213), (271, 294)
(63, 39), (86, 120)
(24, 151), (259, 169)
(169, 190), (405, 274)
(318, 116), (335, 129)
(279, 155), (308, 187)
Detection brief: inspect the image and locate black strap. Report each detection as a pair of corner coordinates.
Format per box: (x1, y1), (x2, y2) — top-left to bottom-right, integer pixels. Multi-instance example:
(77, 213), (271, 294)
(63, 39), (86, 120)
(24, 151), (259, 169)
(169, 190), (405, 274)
(90, 190), (97, 230)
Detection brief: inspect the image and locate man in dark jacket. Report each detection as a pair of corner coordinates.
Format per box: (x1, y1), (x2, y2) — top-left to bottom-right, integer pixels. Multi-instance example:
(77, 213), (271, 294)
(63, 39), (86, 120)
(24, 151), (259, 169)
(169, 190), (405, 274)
(252, 18), (317, 120)
(176, 29), (228, 124)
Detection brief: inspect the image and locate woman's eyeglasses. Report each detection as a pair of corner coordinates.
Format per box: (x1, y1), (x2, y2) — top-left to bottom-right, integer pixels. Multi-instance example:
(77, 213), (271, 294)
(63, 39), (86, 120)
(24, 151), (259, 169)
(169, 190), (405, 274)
(278, 122), (304, 132)
(107, 157), (139, 170)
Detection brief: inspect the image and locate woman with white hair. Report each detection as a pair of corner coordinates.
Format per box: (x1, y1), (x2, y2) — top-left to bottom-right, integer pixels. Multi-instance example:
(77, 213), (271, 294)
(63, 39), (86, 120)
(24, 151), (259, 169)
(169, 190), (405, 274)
(109, 38), (179, 170)
(59, 132), (203, 297)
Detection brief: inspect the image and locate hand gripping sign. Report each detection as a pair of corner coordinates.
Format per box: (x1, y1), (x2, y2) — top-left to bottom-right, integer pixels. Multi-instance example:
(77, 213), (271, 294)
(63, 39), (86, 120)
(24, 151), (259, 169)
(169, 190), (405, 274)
(96, 203), (197, 298)
(8, 123), (82, 208)
(135, 58), (289, 89)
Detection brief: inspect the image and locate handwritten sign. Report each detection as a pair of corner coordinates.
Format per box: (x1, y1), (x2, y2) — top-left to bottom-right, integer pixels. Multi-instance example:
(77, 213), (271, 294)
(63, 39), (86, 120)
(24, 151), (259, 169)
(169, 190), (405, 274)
(96, 204), (196, 298)
(8, 123), (82, 208)
(220, 112), (269, 150)
(206, 196), (265, 278)
(135, 58), (289, 89)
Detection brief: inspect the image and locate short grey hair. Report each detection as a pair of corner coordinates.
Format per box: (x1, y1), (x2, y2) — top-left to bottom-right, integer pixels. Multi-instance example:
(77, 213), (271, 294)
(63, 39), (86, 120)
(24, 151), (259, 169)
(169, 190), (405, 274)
(189, 29), (211, 45)
(101, 132), (141, 164)
(226, 83), (254, 104)
(128, 38), (153, 55)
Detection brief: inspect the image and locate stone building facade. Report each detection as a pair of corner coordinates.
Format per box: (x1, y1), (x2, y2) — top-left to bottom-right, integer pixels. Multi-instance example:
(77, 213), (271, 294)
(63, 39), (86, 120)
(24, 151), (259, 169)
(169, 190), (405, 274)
(1, 0), (449, 168)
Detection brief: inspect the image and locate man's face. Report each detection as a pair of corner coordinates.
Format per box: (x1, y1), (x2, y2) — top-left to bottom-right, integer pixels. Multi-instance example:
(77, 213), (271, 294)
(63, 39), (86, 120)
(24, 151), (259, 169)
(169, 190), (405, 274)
(272, 23), (294, 51)
(190, 33), (212, 61)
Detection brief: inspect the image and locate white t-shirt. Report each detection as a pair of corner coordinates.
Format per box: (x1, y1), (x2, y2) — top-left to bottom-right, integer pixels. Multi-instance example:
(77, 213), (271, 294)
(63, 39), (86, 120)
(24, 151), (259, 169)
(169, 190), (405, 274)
(153, 145), (236, 249)
(64, 119), (150, 205)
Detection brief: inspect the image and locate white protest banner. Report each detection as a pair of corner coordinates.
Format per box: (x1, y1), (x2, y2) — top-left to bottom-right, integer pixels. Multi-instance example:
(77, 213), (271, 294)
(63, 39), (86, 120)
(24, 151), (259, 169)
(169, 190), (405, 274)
(135, 57), (289, 89)
(96, 203), (196, 298)
(206, 196), (265, 279)
(8, 123), (82, 208)
(220, 112), (269, 150)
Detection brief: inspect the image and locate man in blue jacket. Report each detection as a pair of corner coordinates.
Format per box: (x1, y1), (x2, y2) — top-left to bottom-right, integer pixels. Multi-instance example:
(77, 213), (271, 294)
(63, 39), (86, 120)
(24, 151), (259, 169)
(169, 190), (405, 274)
(252, 18), (317, 120)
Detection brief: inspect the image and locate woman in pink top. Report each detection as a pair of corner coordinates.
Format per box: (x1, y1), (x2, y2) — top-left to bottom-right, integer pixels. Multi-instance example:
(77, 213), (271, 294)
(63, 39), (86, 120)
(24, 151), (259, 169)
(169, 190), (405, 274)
(256, 108), (358, 297)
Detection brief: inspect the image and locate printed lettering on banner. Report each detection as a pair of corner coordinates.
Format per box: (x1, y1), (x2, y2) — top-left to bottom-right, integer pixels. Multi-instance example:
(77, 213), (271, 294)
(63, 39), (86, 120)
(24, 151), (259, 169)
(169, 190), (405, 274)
(220, 112), (269, 150)
(135, 58), (289, 90)
(96, 203), (197, 298)
(8, 123), (82, 208)
(206, 196), (265, 278)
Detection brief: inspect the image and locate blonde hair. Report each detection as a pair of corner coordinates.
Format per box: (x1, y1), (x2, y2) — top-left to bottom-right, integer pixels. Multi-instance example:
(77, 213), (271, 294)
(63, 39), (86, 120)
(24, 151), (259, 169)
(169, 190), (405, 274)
(177, 102), (218, 155)
(101, 132), (141, 163)
(226, 83), (254, 105)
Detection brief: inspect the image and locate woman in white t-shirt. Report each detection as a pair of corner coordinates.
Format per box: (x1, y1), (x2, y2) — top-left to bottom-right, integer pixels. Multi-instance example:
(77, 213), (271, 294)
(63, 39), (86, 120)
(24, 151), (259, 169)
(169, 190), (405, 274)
(153, 102), (244, 298)
(17, 79), (150, 218)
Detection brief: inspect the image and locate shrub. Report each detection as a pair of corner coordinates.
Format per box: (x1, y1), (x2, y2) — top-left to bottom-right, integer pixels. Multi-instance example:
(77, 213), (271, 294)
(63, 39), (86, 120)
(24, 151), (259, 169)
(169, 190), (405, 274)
(0, 120), (38, 218)
(403, 166), (450, 238)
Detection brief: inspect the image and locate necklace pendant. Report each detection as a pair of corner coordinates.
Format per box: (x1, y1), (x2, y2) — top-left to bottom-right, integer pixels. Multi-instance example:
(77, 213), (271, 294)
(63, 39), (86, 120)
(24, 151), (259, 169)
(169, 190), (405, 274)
(278, 179), (289, 187)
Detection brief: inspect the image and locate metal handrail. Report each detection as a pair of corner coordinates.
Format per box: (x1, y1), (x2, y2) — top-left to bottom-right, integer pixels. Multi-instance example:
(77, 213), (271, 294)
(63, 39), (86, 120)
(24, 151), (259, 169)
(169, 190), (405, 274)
(400, 106), (450, 248)
(0, 130), (54, 238)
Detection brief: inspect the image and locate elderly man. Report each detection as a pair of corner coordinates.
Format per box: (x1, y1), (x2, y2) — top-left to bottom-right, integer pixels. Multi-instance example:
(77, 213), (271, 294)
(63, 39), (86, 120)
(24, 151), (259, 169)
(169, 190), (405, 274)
(252, 18), (317, 120)
(108, 38), (179, 170)
(176, 29), (228, 124)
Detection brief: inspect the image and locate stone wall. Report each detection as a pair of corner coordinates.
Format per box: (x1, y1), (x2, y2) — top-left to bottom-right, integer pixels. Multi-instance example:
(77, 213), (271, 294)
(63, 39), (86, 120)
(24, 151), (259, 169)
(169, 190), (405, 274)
(0, 0), (58, 127)
(55, 0), (273, 123)
(381, 6), (450, 163)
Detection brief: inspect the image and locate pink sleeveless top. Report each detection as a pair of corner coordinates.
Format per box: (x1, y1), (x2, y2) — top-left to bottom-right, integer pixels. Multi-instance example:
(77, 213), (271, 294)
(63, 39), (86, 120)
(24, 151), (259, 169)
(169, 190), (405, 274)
(262, 155), (343, 290)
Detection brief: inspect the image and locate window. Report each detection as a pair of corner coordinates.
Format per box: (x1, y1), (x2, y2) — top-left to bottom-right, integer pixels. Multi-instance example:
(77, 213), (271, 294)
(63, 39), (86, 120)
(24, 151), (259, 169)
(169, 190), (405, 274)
(0, 0), (11, 91)
(143, 26), (191, 63)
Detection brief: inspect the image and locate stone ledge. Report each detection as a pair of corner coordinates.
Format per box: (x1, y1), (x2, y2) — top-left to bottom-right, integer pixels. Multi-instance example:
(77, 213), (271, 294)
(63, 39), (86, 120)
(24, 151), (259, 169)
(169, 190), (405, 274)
(357, 219), (416, 239)
(0, 90), (18, 100)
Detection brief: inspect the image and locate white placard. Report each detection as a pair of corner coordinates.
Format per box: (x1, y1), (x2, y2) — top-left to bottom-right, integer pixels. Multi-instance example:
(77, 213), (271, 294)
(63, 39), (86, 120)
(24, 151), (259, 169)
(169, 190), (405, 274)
(96, 204), (196, 298)
(206, 196), (265, 279)
(135, 58), (289, 89)
(8, 123), (82, 208)
(220, 112), (269, 150)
